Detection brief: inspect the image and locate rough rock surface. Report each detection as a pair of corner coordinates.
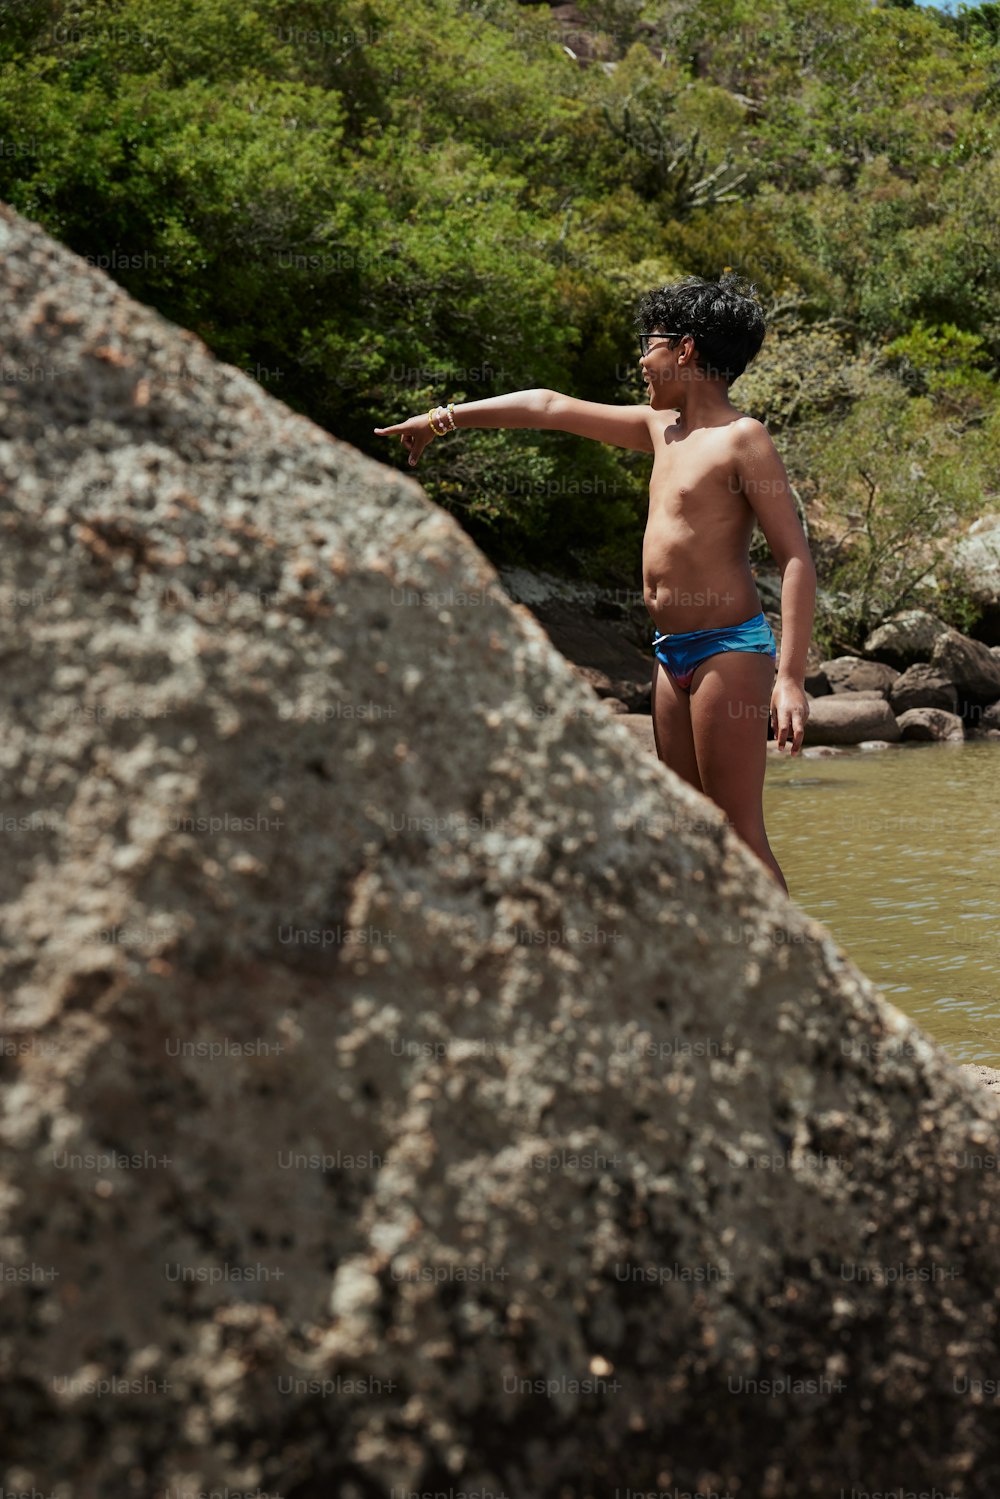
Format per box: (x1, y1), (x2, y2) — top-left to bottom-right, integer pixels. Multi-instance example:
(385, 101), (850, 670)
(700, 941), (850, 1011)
(864, 609), (951, 668)
(931, 628), (1000, 703)
(821, 656), (899, 696)
(965, 699), (1000, 740)
(889, 663), (960, 716)
(952, 516), (1000, 642)
(896, 707), (966, 743)
(802, 694), (901, 745)
(962, 1065), (1000, 1095)
(615, 712), (657, 756)
(4, 203), (1000, 1499)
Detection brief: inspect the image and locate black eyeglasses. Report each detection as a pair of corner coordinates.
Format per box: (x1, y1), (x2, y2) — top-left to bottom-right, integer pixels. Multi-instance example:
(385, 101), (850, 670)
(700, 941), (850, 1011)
(639, 332), (686, 357)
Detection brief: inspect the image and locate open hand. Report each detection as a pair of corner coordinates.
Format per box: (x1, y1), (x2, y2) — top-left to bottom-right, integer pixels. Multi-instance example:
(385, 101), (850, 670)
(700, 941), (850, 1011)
(373, 414), (434, 467)
(770, 677), (810, 754)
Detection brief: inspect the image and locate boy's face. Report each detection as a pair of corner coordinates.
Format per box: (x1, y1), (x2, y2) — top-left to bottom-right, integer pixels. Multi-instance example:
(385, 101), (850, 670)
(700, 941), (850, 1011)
(640, 329), (697, 406)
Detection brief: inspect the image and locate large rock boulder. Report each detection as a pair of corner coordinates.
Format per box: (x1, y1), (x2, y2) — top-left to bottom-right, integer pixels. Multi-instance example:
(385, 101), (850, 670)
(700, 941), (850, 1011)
(864, 609), (950, 668)
(4, 203), (1000, 1499)
(889, 663), (960, 715)
(802, 694), (901, 745)
(965, 699), (1000, 740)
(931, 627), (1000, 704)
(952, 515), (1000, 643)
(896, 707), (965, 743)
(821, 656), (899, 696)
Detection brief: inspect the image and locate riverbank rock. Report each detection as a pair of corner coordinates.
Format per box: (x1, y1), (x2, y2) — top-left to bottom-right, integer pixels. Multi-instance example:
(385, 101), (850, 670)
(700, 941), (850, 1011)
(889, 663), (960, 716)
(803, 694), (901, 745)
(821, 656), (899, 696)
(931, 628), (1000, 704)
(896, 708), (966, 743)
(963, 701), (1000, 740)
(952, 515), (1000, 643)
(864, 609), (950, 668)
(5, 202), (1000, 1499)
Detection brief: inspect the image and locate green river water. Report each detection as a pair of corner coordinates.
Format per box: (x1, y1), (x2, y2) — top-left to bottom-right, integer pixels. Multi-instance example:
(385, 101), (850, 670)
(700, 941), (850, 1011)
(764, 740), (1000, 1067)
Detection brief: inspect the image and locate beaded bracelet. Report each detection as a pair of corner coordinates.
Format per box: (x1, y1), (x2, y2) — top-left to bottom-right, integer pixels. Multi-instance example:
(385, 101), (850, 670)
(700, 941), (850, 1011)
(435, 402), (455, 432)
(427, 403), (458, 436)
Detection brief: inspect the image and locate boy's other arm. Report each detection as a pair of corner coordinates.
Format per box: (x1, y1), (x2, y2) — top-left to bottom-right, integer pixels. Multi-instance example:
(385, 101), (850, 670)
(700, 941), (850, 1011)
(734, 417), (817, 753)
(375, 389), (655, 465)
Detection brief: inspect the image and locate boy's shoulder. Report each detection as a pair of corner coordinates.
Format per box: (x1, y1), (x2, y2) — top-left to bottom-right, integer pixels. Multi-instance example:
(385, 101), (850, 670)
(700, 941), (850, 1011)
(728, 410), (767, 435)
(727, 412), (776, 452)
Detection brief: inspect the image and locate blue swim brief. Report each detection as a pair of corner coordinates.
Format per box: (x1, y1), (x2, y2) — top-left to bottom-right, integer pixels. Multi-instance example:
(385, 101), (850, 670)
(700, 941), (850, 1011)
(651, 610), (777, 691)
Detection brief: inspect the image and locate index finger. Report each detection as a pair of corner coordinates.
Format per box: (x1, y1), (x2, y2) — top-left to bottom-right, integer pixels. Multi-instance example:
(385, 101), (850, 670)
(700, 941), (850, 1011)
(373, 423), (406, 434)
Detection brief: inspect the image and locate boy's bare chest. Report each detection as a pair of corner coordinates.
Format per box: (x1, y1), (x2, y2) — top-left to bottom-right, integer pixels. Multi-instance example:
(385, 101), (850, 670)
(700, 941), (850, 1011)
(648, 435), (744, 521)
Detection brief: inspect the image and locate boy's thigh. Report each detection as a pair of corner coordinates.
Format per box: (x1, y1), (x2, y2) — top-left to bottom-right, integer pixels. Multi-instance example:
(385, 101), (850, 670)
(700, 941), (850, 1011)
(688, 650), (774, 821)
(650, 659), (703, 791)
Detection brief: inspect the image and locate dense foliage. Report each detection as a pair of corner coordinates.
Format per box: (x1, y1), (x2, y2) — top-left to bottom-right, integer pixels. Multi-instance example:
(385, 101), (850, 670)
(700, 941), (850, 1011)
(2, 0), (999, 645)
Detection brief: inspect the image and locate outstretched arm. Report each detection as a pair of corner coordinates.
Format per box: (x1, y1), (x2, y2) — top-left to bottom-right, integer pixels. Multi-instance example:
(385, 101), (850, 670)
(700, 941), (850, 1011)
(733, 417), (817, 756)
(374, 389), (654, 466)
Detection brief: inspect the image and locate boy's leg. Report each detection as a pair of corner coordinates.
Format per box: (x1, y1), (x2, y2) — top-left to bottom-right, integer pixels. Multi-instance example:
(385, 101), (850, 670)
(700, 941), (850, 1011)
(650, 660), (703, 793)
(687, 651), (788, 892)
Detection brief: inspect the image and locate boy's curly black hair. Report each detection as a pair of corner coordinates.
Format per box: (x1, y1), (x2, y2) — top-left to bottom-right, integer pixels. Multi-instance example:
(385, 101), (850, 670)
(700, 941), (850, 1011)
(635, 272), (766, 383)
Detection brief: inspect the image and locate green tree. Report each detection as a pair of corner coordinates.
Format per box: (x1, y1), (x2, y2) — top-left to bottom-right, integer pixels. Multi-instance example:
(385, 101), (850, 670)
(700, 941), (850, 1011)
(2, 0), (999, 598)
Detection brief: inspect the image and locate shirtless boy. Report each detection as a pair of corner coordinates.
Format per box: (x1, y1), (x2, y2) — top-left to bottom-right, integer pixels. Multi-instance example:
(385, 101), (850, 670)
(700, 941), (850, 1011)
(375, 274), (816, 892)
